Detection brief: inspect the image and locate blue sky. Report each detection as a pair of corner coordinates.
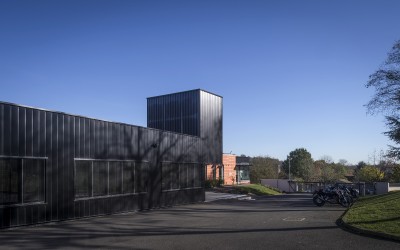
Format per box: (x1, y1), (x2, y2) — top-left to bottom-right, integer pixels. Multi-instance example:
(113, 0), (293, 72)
(1, 0), (400, 164)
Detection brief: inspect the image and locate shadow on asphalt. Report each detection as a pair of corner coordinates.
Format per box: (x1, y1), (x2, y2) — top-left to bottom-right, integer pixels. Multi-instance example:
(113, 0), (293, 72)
(0, 193), (378, 250)
(0, 220), (340, 249)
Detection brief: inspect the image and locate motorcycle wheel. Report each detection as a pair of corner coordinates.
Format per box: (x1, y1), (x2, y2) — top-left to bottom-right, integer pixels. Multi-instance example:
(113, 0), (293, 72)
(313, 196), (325, 207)
(339, 197), (350, 208)
(347, 195), (354, 205)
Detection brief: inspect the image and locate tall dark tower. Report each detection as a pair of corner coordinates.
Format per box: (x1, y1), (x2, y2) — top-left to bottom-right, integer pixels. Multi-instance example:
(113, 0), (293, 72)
(147, 89), (222, 165)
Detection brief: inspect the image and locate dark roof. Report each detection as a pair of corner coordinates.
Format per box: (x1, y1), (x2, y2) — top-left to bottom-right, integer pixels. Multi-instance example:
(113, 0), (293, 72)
(236, 156), (252, 166)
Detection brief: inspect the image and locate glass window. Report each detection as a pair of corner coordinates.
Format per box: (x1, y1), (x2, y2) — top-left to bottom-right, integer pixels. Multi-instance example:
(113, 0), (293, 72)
(135, 162), (148, 193)
(0, 159), (21, 205)
(171, 163), (179, 190)
(188, 164), (195, 188)
(162, 162), (171, 190)
(23, 159), (45, 203)
(194, 164), (203, 187)
(123, 161), (134, 194)
(239, 167), (250, 181)
(179, 164), (188, 188)
(75, 160), (140, 198)
(75, 161), (91, 198)
(109, 162), (123, 195)
(93, 161), (107, 197)
(0, 158), (45, 205)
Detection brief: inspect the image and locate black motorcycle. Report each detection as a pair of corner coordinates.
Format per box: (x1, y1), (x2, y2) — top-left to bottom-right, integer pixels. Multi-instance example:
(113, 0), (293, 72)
(313, 185), (352, 207)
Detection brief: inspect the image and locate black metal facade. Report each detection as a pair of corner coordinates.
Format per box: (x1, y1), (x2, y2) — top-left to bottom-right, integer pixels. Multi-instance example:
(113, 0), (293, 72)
(147, 89), (223, 165)
(0, 101), (205, 229)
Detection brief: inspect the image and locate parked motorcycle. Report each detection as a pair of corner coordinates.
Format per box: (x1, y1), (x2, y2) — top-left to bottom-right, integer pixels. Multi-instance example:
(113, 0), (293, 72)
(312, 184), (354, 207)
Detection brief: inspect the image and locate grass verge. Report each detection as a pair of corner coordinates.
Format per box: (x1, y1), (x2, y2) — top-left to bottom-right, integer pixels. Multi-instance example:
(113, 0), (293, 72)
(230, 184), (281, 196)
(342, 191), (400, 239)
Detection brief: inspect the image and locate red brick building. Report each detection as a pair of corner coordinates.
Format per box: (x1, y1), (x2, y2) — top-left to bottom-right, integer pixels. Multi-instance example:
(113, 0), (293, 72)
(206, 154), (251, 185)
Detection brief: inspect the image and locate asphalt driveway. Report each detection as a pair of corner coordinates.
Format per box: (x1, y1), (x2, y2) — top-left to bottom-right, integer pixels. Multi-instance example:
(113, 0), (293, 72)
(0, 193), (398, 249)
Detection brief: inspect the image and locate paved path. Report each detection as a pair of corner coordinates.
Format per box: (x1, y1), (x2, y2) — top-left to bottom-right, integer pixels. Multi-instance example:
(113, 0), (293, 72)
(0, 194), (399, 249)
(205, 191), (248, 202)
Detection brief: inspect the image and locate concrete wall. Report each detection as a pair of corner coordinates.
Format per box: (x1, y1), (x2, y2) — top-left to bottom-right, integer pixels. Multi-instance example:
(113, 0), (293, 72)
(389, 183), (400, 192)
(261, 179), (291, 192)
(375, 182), (389, 195)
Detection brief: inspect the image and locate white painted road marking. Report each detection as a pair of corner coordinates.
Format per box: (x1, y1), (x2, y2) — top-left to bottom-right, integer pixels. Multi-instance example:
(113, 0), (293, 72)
(283, 217), (306, 221)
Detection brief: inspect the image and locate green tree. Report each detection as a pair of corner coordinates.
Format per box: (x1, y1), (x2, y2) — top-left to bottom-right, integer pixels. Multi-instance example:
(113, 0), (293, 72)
(282, 148), (314, 181)
(314, 160), (335, 182)
(356, 161), (367, 170)
(250, 156), (280, 183)
(358, 166), (385, 182)
(333, 161), (348, 181)
(392, 165), (400, 182)
(366, 40), (400, 158)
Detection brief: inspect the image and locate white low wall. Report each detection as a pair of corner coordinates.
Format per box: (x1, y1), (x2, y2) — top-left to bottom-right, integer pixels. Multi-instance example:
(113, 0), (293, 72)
(389, 183), (400, 192)
(261, 179), (292, 192)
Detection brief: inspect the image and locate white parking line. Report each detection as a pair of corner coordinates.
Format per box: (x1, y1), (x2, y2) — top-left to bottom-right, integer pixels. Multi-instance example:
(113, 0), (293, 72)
(283, 217), (306, 221)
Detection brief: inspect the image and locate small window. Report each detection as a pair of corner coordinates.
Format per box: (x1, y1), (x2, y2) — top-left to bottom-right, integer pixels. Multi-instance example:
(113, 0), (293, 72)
(109, 162), (123, 195)
(135, 162), (148, 193)
(75, 161), (91, 198)
(162, 162), (172, 190)
(179, 164), (188, 188)
(93, 161), (107, 197)
(0, 158), (45, 206)
(23, 159), (45, 203)
(171, 163), (179, 190)
(0, 159), (21, 205)
(188, 164), (195, 188)
(123, 161), (134, 194)
(194, 164), (203, 188)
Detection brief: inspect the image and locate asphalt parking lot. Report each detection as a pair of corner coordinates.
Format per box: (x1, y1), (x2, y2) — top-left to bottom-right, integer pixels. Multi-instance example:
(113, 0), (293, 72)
(0, 193), (398, 249)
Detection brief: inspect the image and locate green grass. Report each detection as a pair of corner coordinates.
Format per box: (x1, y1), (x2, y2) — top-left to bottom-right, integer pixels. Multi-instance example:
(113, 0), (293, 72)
(342, 191), (400, 238)
(231, 184), (281, 196)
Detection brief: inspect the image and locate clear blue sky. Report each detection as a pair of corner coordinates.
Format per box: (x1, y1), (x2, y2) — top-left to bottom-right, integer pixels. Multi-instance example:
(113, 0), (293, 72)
(1, 0), (400, 164)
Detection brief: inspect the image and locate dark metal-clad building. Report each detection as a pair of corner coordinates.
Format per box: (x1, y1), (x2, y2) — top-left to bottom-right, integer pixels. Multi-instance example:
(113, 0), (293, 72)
(0, 89), (221, 229)
(147, 89), (223, 165)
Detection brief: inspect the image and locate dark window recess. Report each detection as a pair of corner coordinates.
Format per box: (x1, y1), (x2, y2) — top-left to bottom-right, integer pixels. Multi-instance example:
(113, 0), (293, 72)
(194, 164), (202, 187)
(109, 162), (122, 195)
(171, 163), (180, 189)
(23, 159), (45, 203)
(161, 163), (171, 190)
(75, 161), (91, 198)
(135, 162), (149, 193)
(93, 161), (107, 197)
(0, 159), (21, 205)
(179, 164), (188, 189)
(123, 162), (134, 194)
(0, 158), (45, 206)
(162, 163), (181, 191)
(74, 160), (146, 198)
(188, 164), (195, 188)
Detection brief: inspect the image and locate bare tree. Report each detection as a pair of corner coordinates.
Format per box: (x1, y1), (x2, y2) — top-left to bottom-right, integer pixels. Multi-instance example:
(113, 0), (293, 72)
(366, 40), (400, 158)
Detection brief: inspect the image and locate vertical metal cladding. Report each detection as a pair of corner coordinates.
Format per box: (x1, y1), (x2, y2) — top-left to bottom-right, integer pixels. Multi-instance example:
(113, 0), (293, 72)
(0, 102), (203, 229)
(199, 91), (223, 165)
(147, 90), (200, 136)
(147, 89), (223, 165)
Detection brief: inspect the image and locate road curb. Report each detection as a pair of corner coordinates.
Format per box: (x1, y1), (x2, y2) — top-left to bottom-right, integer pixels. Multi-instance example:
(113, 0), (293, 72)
(337, 208), (400, 243)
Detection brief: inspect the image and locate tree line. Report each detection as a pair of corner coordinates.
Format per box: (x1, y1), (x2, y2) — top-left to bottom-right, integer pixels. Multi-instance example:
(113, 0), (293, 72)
(249, 148), (400, 184)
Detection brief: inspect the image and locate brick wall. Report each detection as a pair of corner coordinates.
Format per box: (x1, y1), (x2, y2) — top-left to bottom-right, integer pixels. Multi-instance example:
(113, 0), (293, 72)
(206, 154), (237, 185)
(223, 154), (236, 185)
